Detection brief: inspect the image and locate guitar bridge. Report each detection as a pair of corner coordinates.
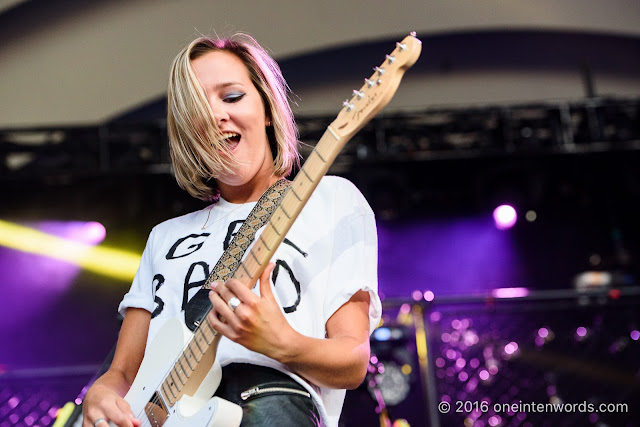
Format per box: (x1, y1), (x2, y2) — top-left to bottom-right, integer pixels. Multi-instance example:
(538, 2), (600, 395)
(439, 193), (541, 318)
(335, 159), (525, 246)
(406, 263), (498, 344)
(144, 391), (169, 426)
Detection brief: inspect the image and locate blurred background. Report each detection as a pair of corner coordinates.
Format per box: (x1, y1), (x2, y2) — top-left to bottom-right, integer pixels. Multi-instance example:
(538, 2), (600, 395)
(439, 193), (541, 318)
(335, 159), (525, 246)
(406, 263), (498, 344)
(1, 1), (639, 426)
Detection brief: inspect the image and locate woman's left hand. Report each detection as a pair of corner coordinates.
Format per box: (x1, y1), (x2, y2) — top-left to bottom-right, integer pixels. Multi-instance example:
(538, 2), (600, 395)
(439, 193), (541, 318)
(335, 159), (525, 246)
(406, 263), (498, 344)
(207, 262), (295, 360)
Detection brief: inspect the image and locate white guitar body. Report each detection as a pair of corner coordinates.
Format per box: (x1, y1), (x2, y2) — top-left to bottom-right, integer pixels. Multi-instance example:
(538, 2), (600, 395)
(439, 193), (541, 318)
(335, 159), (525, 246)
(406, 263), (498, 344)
(117, 317), (242, 427)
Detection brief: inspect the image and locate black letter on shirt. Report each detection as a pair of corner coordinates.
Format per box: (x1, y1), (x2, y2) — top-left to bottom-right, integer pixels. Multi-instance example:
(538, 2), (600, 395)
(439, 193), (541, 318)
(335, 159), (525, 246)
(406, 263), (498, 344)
(223, 220), (245, 250)
(151, 274), (165, 319)
(166, 233), (211, 259)
(272, 260), (301, 314)
(181, 261), (210, 311)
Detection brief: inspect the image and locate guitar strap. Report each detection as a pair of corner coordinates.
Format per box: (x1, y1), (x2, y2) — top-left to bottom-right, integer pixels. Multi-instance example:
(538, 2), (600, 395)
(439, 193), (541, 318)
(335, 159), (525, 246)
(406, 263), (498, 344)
(184, 178), (291, 331)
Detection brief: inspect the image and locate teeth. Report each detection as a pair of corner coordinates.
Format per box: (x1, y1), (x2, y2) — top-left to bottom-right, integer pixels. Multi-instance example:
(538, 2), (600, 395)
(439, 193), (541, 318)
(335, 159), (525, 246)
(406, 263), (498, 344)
(221, 132), (239, 141)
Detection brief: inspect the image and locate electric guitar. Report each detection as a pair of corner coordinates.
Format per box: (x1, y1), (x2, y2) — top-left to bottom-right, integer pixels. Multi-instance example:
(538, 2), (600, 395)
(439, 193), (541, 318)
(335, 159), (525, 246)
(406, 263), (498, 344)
(97, 33), (422, 427)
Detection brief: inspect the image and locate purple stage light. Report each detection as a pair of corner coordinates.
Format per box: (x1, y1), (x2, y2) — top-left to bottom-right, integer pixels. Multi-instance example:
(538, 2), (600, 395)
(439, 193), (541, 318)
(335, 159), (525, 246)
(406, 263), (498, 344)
(631, 330), (640, 341)
(491, 287), (529, 298)
(38, 220), (106, 244)
(376, 216), (523, 298)
(82, 221), (107, 244)
(504, 341), (518, 355)
(493, 205), (517, 230)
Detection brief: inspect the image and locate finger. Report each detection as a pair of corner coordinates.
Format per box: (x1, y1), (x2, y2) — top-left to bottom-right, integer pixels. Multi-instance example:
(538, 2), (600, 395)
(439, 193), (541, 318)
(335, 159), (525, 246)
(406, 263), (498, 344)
(209, 290), (233, 317)
(225, 279), (258, 304)
(213, 279), (244, 304)
(258, 262), (277, 301)
(208, 290), (236, 328)
(207, 299), (235, 338)
(116, 399), (141, 426)
(101, 406), (133, 427)
(210, 280), (231, 302)
(84, 408), (113, 427)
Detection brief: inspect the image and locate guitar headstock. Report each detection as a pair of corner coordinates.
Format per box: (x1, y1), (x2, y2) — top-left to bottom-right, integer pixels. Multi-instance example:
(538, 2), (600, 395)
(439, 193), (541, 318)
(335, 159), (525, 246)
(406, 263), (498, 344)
(329, 32), (422, 141)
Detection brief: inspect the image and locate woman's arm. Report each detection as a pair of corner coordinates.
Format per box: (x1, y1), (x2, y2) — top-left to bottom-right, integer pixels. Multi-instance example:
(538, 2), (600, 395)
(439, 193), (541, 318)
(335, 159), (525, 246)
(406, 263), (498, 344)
(208, 264), (372, 389)
(280, 289), (371, 389)
(82, 307), (150, 427)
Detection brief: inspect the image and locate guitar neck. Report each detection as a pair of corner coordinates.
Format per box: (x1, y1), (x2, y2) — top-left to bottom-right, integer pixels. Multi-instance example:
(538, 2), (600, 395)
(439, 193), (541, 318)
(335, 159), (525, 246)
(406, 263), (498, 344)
(233, 128), (342, 286)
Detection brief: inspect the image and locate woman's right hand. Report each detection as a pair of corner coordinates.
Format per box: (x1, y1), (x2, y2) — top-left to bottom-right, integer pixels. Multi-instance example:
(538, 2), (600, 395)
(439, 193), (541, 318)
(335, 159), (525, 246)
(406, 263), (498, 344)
(80, 308), (150, 426)
(82, 383), (141, 427)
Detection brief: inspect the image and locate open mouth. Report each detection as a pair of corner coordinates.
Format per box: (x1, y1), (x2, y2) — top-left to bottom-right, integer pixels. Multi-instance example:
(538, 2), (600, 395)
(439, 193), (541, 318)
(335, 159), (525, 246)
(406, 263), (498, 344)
(221, 132), (241, 151)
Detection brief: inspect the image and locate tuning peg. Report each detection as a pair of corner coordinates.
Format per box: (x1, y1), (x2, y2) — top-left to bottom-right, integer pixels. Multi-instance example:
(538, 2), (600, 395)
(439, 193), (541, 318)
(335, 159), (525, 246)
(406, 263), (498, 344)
(342, 100), (355, 112)
(373, 66), (385, 75)
(364, 78), (375, 88)
(386, 54), (396, 64)
(352, 90), (365, 99)
(396, 41), (407, 51)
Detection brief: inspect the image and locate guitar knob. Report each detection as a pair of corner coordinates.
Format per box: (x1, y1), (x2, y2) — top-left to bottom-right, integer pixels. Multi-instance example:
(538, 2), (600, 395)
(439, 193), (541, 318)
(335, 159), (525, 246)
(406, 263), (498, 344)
(342, 101), (355, 112)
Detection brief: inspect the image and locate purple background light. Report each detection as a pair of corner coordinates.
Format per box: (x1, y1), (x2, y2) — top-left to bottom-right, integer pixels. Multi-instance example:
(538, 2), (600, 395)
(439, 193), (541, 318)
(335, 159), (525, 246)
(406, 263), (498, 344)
(0, 220), (112, 371)
(493, 205), (517, 230)
(37, 220), (106, 245)
(377, 217), (523, 297)
(492, 287), (530, 298)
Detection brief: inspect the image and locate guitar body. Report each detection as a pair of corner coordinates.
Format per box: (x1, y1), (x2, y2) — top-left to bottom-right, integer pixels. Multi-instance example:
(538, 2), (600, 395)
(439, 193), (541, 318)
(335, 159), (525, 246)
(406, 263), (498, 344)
(120, 317), (242, 427)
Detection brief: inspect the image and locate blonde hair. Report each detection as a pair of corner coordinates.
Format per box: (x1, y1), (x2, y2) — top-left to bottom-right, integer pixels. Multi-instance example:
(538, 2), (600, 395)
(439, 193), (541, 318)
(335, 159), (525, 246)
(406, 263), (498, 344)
(167, 33), (299, 201)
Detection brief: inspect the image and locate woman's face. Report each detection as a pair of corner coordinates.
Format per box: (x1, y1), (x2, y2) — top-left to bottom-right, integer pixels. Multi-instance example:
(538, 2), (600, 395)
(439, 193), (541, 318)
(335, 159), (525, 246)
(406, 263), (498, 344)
(191, 50), (273, 195)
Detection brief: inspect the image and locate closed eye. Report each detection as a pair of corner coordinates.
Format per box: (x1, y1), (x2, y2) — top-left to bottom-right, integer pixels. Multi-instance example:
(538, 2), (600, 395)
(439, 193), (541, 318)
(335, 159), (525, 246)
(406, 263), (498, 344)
(224, 92), (246, 103)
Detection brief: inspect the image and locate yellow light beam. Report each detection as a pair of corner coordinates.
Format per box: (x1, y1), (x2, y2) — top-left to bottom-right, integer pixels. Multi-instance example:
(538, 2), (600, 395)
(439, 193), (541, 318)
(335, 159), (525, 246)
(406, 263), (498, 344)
(0, 219), (141, 282)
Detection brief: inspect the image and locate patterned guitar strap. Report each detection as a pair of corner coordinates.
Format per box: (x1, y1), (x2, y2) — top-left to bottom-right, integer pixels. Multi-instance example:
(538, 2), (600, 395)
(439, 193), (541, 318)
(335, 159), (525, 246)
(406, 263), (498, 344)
(184, 178), (291, 331)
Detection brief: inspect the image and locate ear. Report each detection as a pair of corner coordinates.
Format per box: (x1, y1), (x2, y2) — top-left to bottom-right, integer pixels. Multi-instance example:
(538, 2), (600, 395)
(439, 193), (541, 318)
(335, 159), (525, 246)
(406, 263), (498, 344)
(265, 115), (272, 127)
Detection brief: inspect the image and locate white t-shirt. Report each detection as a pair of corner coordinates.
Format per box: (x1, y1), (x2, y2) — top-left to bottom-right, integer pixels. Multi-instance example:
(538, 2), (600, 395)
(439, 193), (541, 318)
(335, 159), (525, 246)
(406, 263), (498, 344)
(119, 175), (381, 426)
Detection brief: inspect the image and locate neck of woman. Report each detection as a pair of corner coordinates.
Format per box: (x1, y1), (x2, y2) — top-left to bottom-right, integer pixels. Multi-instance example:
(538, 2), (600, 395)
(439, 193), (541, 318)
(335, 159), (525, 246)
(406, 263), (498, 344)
(218, 173), (281, 204)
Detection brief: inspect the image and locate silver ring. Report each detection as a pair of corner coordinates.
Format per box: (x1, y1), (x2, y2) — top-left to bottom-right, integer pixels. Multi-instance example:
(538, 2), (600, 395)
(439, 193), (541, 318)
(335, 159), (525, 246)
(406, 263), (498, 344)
(93, 418), (107, 427)
(228, 296), (241, 311)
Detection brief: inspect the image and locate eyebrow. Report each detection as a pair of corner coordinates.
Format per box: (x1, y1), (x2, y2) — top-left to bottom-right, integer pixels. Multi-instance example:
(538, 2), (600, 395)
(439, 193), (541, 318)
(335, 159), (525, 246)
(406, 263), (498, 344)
(209, 81), (245, 91)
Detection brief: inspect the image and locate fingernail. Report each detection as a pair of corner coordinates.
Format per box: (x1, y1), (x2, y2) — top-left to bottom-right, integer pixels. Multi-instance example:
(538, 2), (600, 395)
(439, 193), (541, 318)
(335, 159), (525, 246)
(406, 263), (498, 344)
(211, 281), (219, 290)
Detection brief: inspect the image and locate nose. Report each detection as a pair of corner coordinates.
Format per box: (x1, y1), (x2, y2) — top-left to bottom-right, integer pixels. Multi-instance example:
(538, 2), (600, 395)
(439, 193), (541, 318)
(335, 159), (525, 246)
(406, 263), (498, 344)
(211, 102), (229, 124)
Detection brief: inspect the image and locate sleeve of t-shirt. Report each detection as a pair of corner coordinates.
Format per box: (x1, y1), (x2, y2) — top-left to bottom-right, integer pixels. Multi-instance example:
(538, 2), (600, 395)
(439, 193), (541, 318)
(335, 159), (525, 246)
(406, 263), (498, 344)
(118, 226), (157, 317)
(322, 180), (381, 335)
